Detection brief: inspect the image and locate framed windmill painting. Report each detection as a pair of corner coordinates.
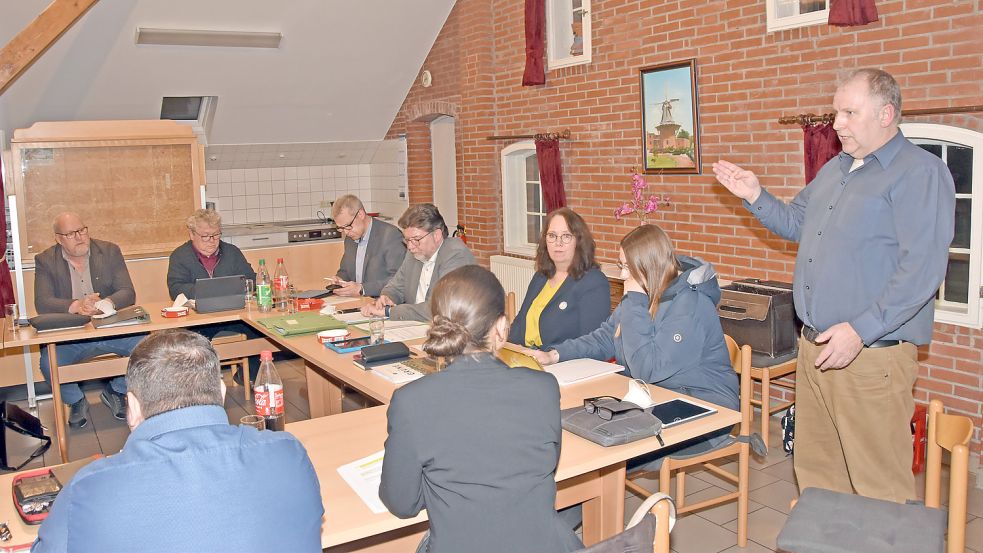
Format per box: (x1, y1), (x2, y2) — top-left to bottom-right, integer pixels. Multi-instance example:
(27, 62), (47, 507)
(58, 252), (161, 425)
(640, 59), (701, 174)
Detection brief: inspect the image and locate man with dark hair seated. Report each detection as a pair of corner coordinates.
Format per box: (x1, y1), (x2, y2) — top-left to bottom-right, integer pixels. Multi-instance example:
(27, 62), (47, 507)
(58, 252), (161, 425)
(33, 329), (324, 553)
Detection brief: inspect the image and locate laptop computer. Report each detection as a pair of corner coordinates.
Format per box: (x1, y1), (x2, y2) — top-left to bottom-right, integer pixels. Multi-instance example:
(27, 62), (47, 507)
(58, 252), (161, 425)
(193, 275), (246, 313)
(91, 306), (151, 329)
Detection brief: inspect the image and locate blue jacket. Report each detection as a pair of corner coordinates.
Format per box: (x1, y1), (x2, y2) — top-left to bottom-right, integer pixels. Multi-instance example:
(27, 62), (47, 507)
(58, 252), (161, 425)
(507, 267), (611, 349)
(554, 256), (739, 411)
(33, 405), (324, 553)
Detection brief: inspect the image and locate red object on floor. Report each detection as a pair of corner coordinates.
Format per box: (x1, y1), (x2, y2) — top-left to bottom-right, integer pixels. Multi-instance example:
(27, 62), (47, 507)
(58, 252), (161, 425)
(911, 403), (928, 474)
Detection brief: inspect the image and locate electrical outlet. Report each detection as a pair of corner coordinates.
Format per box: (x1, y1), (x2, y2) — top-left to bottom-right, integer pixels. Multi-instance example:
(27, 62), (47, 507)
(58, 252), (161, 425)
(319, 200), (332, 208)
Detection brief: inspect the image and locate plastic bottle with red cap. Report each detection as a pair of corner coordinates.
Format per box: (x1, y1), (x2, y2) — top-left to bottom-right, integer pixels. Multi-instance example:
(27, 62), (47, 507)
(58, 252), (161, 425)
(253, 350), (285, 431)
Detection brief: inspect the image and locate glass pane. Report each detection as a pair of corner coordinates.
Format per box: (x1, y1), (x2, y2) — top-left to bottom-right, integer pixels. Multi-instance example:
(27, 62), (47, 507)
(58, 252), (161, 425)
(572, 0), (582, 10)
(525, 154), (539, 182)
(526, 215), (542, 244)
(919, 143), (943, 159)
(800, 0), (827, 13)
(953, 198), (971, 249)
(526, 182), (541, 213)
(948, 145), (973, 195)
(943, 254), (970, 304)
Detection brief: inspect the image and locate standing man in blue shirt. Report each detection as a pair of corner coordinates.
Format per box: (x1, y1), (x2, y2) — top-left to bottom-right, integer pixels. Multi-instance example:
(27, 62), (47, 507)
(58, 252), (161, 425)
(713, 68), (954, 503)
(329, 194), (406, 297)
(33, 329), (324, 553)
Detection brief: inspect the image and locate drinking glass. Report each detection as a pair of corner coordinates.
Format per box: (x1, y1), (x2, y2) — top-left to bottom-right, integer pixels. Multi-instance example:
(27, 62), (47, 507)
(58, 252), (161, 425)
(369, 317), (385, 345)
(244, 279), (255, 307)
(287, 284), (298, 314)
(4, 304), (18, 338)
(240, 415), (266, 430)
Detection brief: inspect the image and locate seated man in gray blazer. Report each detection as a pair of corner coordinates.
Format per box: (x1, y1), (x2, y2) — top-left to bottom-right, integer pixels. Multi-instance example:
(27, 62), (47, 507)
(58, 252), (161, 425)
(328, 194), (405, 297)
(35, 212), (145, 427)
(361, 203), (475, 322)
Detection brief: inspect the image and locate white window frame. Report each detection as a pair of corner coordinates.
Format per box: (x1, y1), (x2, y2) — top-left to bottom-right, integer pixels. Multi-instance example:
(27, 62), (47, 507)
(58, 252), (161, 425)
(902, 123), (983, 328)
(546, 0), (591, 70)
(766, 0), (829, 32)
(501, 141), (544, 257)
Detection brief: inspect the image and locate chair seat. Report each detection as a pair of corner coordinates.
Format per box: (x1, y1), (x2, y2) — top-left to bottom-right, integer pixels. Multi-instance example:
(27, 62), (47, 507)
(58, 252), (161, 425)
(776, 487), (945, 553)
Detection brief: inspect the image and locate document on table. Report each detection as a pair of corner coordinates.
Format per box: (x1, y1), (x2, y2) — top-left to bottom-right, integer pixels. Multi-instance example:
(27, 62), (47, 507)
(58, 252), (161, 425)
(546, 358), (624, 385)
(332, 311), (374, 324)
(355, 320), (430, 342)
(337, 449), (388, 514)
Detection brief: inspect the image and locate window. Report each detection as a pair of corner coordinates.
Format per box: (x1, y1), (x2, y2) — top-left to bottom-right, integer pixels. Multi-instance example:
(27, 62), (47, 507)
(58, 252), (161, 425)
(902, 123), (983, 328)
(766, 0), (829, 32)
(546, 0), (591, 70)
(501, 141), (545, 256)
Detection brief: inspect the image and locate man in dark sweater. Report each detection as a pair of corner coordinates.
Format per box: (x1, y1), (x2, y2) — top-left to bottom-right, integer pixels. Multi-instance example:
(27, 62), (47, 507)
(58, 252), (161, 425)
(166, 209), (261, 381)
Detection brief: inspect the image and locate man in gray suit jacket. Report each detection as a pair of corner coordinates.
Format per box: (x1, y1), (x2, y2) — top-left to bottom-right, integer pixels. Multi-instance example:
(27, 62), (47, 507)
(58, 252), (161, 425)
(329, 195), (405, 297)
(361, 204), (475, 322)
(34, 212), (145, 427)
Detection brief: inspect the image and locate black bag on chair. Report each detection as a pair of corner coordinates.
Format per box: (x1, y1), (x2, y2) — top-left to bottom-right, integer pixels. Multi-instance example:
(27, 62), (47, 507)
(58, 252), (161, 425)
(0, 402), (51, 472)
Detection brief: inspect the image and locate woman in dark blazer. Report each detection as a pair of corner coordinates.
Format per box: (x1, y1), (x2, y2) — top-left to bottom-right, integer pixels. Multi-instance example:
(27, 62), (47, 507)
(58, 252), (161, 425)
(508, 207), (610, 349)
(380, 266), (582, 553)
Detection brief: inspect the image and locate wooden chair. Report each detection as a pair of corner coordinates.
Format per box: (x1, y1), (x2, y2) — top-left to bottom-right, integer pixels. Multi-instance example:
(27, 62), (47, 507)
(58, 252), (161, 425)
(506, 291), (517, 323)
(744, 356), (796, 450)
(212, 333), (251, 401)
(776, 398), (973, 553)
(625, 335), (753, 547)
(572, 493), (676, 553)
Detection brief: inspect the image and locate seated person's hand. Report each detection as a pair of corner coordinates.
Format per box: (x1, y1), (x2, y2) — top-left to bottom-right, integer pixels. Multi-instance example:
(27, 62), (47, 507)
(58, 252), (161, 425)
(334, 279), (362, 297)
(74, 293), (102, 316)
(360, 302), (386, 317)
(529, 348), (559, 366)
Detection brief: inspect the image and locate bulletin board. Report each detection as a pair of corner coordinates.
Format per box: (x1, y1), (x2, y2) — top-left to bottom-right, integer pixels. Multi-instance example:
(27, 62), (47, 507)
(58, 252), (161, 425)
(10, 121), (204, 264)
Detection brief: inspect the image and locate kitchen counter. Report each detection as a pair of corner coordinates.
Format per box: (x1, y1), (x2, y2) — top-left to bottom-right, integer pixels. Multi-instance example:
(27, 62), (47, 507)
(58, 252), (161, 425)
(223, 219), (341, 248)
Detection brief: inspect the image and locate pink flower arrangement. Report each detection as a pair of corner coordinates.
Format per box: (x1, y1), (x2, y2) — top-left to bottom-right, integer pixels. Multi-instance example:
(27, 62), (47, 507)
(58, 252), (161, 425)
(614, 170), (670, 224)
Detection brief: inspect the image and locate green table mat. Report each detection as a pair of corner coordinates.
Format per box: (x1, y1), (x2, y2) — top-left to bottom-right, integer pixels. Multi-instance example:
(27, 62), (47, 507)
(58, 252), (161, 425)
(257, 311), (347, 336)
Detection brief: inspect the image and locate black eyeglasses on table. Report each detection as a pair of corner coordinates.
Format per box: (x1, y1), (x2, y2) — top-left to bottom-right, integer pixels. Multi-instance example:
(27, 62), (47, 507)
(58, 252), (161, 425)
(583, 395), (643, 421)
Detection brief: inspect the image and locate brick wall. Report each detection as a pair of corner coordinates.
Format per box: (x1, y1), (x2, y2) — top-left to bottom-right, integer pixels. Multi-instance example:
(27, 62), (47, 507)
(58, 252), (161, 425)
(387, 0), (983, 458)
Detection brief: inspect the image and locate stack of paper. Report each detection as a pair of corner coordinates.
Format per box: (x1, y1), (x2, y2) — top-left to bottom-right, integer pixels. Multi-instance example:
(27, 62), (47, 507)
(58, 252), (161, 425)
(336, 450), (388, 514)
(545, 358), (623, 386)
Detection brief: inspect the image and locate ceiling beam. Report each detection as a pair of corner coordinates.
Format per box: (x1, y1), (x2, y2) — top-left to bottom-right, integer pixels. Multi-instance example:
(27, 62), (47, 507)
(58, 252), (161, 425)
(0, 0), (99, 95)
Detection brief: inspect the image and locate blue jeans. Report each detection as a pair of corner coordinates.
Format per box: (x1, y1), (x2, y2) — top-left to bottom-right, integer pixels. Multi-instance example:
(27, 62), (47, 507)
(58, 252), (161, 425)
(39, 334), (146, 405)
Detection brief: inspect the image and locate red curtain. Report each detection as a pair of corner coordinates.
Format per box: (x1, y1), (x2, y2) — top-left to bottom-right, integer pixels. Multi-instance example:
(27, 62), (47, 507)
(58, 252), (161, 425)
(828, 0), (878, 26)
(522, 0), (546, 86)
(803, 123), (842, 184)
(0, 168), (16, 311)
(535, 138), (566, 211)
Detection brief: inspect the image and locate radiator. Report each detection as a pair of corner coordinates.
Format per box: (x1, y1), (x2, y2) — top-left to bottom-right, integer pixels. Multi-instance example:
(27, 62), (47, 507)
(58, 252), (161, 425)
(490, 255), (536, 309)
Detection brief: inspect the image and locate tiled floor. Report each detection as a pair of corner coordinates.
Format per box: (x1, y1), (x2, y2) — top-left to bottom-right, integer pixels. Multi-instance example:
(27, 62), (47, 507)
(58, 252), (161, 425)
(2, 362), (980, 553)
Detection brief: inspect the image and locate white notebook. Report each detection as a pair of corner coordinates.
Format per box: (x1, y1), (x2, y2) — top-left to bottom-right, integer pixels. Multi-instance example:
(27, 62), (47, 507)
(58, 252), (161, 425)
(545, 358), (623, 385)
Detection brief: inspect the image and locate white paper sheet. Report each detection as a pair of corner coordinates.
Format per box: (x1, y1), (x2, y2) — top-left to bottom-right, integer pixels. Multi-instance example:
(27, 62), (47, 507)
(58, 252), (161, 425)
(90, 298), (117, 319)
(332, 311), (374, 324)
(545, 358), (624, 386)
(354, 321), (430, 342)
(336, 450), (388, 514)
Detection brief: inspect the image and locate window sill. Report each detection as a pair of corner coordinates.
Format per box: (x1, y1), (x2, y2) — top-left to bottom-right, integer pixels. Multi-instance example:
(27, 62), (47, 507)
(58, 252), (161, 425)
(504, 244), (537, 258)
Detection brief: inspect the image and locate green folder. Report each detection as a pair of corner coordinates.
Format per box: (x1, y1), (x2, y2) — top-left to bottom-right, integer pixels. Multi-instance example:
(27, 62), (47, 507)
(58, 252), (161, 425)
(257, 312), (347, 336)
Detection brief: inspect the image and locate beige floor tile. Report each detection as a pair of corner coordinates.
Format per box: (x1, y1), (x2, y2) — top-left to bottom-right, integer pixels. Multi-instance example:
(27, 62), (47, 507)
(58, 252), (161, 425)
(719, 540), (775, 553)
(760, 458), (796, 485)
(670, 513), (740, 553)
(627, 469), (716, 500)
(684, 485), (763, 526)
(722, 506), (788, 551)
(966, 517), (983, 552)
(748, 480), (798, 515)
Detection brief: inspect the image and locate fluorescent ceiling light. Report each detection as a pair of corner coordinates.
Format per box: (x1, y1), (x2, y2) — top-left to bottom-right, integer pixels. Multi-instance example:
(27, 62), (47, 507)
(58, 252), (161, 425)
(135, 28), (281, 48)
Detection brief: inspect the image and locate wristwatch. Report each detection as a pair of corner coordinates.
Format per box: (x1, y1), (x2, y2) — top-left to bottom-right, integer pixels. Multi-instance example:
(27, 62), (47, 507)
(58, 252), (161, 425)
(384, 305), (391, 318)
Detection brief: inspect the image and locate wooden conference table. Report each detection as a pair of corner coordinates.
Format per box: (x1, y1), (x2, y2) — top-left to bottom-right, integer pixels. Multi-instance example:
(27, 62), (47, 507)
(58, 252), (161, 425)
(1, 304), (742, 550)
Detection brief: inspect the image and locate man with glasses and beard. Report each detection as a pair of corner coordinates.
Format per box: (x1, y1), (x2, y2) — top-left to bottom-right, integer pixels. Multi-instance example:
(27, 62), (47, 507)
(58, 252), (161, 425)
(361, 203), (475, 322)
(329, 194), (405, 297)
(34, 212), (144, 426)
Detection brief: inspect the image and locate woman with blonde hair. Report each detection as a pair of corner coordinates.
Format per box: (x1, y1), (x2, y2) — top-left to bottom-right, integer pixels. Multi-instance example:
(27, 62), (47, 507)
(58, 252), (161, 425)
(533, 223), (739, 430)
(380, 265), (582, 553)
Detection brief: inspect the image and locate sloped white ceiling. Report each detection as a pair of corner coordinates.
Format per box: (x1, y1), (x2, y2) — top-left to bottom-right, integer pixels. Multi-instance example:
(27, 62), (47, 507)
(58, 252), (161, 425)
(0, 0), (454, 145)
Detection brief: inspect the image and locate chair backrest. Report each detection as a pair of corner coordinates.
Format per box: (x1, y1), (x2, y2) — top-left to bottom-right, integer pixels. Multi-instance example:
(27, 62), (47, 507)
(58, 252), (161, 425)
(924, 399), (973, 553)
(575, 493), (675, 553)
(506, 291), (517, 322)
(724, 334), (753, 438)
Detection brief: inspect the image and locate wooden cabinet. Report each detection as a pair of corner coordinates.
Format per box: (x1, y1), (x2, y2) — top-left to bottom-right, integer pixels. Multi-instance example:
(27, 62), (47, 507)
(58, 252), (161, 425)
(10, 120), (204, 263)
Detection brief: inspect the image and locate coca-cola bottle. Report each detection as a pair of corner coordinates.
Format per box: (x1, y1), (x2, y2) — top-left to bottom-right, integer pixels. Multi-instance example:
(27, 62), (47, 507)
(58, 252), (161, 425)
(256, 259), (273, 313)
(253, 350), (285, 431)
(273, 258), (289, 312)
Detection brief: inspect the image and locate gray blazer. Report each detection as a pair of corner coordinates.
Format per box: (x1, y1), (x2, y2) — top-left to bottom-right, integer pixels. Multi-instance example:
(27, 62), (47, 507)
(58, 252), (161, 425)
(34, 239), (136, 314)
(380, 236), (475, 322)
(380, 353), (583, 553)
(335, 218), (406, 297)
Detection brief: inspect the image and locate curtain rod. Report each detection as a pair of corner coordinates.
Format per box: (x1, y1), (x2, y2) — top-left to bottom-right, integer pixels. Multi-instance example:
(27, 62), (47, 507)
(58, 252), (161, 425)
(486, 129), (572, 141)
(779, 104), (983, 125)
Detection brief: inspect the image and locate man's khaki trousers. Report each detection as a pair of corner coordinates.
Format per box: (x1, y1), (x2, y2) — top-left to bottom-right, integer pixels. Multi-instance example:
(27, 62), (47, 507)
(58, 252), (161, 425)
(793, 336), (918, 503)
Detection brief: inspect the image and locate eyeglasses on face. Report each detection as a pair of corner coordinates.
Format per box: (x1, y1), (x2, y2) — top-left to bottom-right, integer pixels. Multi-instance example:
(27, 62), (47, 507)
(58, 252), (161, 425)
(583, 396), (642, 421)
(338, 208), (363, 231)
(616, 261), (628, 272)
(402, 229), (434, 246)
(192, 229), (222, 241)
(55, 226), (88, 240)
(545, 232), (575, 245)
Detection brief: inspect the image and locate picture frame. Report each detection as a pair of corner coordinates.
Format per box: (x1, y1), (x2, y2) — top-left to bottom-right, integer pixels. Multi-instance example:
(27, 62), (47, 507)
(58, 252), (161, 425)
(639, 59), (701, 174)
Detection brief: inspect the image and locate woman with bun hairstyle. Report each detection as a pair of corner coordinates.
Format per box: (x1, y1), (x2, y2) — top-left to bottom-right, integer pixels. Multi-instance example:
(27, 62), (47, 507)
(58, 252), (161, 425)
(508, 207), (610, 349)
(379, 265), (582, 553)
